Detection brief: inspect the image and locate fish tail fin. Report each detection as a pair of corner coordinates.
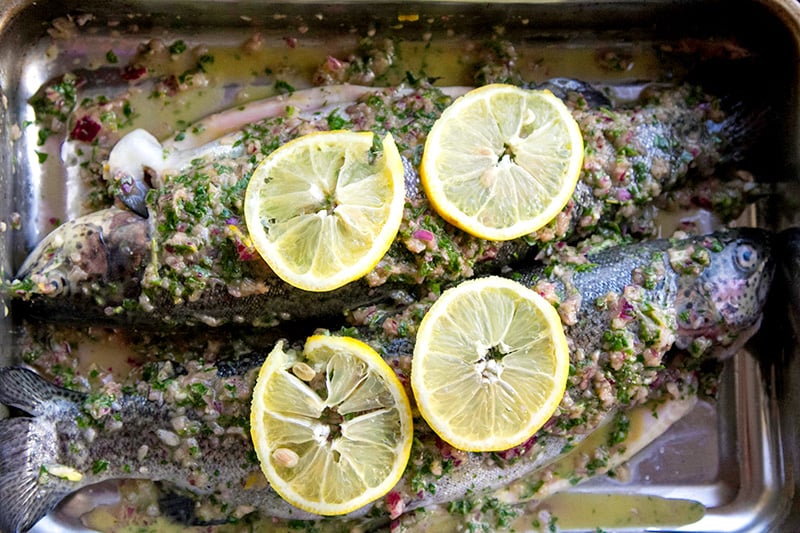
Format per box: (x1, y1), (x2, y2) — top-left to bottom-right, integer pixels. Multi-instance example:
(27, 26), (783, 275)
(714, 96), (770, 166)
(0, 418), (66, 533)
(0, 367), (83, 533)
(687, 56), (772, 166)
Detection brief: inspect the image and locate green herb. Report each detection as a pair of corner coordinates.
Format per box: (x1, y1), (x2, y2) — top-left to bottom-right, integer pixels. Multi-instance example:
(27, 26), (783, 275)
(608, 412), (631, 446)
(449, 498), (476, 515)
(403, 70), (439, 87)
(274, 80), (295, 94)
(521, 479), (545, 499)
(246, 449), (259, 465)
(338, 326), (359, 338)
(38, 465), (50, 483)
(30, 74), (79, 129)
(84, 392), (116, 411)
(76, 415), (91, 429)
(632, 161), (649, 182)
(169, 40), (187, 55)
(92, 459), (109, 474)
(357, 133), (380, 166)
(574, 262), (598, 273)
(196, 54), (215, 72)
(602, 329), (630, 352)
(691, 247), (711, 266)
(326, 109), (349, 130)
(190, 382), (209, 397)
(106, 50), (118, 64)
(158, 207), (180, 234)
(36, 128), (51, 146)
(586, 455), (608, 474)
(481, 498), (518, 528)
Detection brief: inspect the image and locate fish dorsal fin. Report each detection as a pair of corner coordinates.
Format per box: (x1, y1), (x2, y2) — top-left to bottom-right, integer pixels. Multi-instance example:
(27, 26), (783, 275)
(0, 366), (84, 416)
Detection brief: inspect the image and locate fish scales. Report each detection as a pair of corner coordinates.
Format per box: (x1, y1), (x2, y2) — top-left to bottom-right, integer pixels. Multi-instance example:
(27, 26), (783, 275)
(0, 229), (773, 532)
(8, 82), (758, 328)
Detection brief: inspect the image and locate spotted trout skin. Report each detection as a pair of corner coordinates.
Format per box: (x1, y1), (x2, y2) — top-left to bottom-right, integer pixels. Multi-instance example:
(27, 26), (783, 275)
(7, 81), (759, 328)
(0, 229), (773, 533)
(535, 226), (775, 362)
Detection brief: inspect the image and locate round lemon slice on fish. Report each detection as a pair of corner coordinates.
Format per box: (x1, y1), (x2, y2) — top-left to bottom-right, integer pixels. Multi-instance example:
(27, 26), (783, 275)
(420, 84), (584, 241)
(411, 276), (569, 452)
(244, 130), (405, 292)
(250, 335), (413, 515)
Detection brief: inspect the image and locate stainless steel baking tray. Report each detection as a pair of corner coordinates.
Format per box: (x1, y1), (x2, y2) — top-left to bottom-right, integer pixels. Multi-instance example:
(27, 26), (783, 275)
(1, 0), (800, 531)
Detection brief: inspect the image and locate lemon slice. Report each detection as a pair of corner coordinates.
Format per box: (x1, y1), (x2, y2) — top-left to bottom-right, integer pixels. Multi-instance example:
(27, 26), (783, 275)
(420, 84), (584, 241)
(250, 335), (413, 515)
(244, 131), (405, 291)
(411, 276), (569, 452)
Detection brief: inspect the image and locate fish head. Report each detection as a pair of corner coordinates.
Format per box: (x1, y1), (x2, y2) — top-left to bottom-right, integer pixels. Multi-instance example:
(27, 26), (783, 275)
(105, 128), (171, 217)
(12, 207), (149, 299)
(673, 228), (774, 359)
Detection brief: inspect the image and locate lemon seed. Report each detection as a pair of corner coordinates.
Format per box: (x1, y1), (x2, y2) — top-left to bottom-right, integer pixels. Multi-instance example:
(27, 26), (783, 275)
(272, 447), (300, 468)
(292, 362), (316, 381)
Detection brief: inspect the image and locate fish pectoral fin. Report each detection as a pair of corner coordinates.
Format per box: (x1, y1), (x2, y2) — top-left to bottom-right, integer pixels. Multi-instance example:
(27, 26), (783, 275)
(0, 417), (73, 533)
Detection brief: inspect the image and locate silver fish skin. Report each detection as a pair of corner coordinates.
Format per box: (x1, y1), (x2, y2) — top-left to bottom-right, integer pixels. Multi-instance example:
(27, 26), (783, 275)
(8, 82), (759, 328)
(0, 229), (773, 533)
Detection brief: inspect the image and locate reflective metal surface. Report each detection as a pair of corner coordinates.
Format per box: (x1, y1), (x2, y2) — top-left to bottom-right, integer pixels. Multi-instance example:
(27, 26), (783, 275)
(1, 0), (799, 531)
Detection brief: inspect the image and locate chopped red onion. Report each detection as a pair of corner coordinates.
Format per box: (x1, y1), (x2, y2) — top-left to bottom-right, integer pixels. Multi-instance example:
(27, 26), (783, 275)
(69, 115), (101, 142)
(412, 229), (434, 242)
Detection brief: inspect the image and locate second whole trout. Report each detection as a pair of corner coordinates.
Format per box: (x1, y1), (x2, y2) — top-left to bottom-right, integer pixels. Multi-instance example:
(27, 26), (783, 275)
(0, 228), (774, 532)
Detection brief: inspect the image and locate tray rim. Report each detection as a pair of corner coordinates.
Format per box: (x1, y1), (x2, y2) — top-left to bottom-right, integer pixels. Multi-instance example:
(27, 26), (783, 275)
(1, 0), (800, 531)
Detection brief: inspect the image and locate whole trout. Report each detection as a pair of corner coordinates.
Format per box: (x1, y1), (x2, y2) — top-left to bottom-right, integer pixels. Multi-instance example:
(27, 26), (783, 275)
(0, 229), (773, 532)
(8, 82), (760, 328)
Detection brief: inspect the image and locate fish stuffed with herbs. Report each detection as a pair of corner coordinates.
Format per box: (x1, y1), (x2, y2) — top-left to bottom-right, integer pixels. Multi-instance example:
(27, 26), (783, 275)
(7, 80), (762, 328)
(0, 228), (774, 533)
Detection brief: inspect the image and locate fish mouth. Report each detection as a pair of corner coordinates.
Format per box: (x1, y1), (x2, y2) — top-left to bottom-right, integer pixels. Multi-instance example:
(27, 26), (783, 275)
(675, 289), (726, 348)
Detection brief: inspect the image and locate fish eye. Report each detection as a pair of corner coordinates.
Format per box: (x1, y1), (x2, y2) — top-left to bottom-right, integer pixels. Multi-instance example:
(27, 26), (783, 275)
(734, 243), (758, 272)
